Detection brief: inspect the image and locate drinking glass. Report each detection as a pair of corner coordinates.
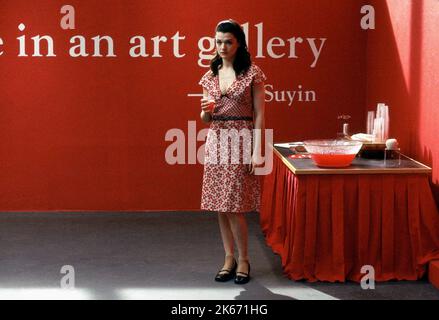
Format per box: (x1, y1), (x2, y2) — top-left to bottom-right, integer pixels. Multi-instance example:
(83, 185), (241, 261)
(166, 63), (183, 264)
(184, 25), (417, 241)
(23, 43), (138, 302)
(203, 92), (215, 113)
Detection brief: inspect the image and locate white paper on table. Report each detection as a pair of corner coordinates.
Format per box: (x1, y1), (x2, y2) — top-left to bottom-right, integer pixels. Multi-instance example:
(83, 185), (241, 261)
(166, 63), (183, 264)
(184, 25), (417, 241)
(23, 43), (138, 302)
(350, 133), (374, 142)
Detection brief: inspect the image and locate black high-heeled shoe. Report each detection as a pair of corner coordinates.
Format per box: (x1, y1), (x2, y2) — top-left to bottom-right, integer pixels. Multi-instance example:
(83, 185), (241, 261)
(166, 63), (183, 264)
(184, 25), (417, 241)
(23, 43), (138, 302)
(234, 262), (251, 285)
(214, 259), (237, 282)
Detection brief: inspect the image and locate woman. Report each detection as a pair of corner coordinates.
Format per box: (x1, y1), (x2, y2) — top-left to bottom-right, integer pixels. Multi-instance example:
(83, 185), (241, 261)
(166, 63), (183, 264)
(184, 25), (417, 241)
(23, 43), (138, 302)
(198, 19), (266, 285)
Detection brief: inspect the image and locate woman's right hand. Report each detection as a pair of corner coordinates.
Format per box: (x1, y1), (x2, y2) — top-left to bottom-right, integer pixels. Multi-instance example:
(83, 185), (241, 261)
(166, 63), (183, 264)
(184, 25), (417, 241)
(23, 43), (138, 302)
(200, 97), (215, 114)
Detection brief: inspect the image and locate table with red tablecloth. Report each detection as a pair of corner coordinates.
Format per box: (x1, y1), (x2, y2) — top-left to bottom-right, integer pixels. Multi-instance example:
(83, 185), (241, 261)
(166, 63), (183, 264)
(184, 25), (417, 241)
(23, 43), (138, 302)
(260, 145), (439, 282)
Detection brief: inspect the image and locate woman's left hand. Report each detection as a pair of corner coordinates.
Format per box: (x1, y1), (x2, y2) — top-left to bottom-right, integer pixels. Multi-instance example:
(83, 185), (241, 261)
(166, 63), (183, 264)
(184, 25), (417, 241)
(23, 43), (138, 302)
(248, 154), (264, 175)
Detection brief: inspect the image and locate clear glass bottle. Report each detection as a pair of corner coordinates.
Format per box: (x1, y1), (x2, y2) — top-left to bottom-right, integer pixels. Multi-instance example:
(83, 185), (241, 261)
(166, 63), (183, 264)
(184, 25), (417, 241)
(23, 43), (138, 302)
(337, 114), (351, 139)
(384, 148), (401, 167)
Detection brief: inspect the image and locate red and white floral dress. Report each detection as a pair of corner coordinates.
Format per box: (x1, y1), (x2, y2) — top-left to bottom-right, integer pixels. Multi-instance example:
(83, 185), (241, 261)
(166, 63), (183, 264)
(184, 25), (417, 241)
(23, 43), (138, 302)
(198, 63), (267, 213)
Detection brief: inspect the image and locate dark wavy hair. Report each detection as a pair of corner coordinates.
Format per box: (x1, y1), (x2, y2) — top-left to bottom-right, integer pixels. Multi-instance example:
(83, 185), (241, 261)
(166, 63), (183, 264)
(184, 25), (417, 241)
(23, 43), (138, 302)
(210, 19), (252, 76)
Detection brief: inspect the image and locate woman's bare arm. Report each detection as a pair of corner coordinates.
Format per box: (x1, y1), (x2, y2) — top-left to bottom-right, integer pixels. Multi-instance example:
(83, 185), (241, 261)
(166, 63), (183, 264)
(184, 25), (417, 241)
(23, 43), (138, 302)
(250, 81), (265, 173)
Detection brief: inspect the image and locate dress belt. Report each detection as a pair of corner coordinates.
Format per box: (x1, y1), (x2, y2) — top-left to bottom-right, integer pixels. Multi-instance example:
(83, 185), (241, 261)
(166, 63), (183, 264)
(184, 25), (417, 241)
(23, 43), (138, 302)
(212, 116), (253, 121)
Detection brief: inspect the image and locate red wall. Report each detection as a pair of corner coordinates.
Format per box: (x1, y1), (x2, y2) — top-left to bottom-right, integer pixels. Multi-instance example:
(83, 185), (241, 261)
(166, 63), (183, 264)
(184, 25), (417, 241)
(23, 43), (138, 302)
(366, 0), (439, 204)
(0, 0), (367, 211)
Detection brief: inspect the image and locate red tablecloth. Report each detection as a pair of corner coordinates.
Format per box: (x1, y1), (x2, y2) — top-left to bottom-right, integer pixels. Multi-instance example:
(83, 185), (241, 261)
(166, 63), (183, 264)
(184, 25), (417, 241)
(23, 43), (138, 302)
(260, 153), (439, 282)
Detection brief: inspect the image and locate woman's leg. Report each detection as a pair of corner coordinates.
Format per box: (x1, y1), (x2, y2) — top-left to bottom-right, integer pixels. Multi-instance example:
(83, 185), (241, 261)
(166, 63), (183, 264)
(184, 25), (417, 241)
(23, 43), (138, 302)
(218, 212), (236, 272)
(227, 213), (250, 275)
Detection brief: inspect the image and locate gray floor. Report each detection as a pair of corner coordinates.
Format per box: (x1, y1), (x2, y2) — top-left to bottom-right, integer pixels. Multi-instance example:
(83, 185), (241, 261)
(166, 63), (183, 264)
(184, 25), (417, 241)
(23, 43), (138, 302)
(0, 212), (438, 300)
